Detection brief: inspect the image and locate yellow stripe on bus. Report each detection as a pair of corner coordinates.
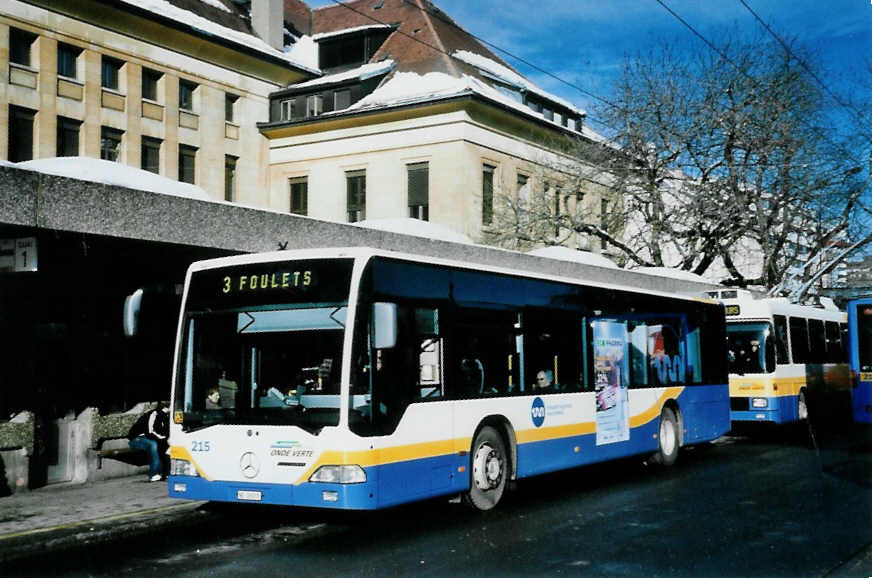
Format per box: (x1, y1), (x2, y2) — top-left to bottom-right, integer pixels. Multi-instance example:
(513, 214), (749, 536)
(730, 370), (852, 398)
(296, 388), (684, 485)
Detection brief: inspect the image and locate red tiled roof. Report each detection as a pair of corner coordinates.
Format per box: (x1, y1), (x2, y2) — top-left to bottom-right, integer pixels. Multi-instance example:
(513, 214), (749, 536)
(311, 0), (512, 78)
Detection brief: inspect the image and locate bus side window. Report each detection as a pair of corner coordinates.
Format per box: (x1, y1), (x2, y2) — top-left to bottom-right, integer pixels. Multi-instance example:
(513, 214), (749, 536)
(789, 317), (809, 364)
(773, 315), (790, 365)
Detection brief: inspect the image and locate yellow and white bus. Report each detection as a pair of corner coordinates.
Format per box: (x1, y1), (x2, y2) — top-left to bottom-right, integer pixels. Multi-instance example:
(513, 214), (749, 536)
(168, 247), (730, 510)
(716, 291), (850, 424)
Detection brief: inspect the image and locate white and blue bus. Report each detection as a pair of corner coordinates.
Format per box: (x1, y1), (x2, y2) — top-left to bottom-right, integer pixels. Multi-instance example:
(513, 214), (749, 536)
(847, 298), (872, 423)
(718, 292), (851, 425)
(168, 248), (730, 510)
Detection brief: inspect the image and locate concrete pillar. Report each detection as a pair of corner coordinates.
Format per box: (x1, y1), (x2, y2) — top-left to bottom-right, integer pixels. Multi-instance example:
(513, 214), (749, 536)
(251, 0), (284, 51)
(35, 35), (56, 158)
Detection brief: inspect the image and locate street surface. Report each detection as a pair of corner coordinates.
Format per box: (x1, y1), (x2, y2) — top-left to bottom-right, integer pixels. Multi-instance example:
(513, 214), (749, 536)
(9, 423), (872, 577)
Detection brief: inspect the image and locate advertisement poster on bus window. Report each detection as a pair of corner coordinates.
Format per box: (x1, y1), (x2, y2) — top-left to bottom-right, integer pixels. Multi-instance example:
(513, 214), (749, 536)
(593, 320), (630, 445)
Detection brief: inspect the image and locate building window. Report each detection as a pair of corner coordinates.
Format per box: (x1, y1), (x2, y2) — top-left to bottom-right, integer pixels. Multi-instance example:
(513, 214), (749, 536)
(407, 162), (429, 221)
(346, 170), (366, 222)
(482, 164), (495, 225)
(306, 94), (323, 117)
(225, 94), (238, 123)
(178, 144), (197, 184)
(280, 99), (294, 121)
(334, 89), (351, 111)
(141, 137), (161, 174)
(142, 68), (162, 101)
(10, 28), (37, 67)
(225, 155), (237, 202)
(8, 105), (35, 162)
(517, 173), (529, 196)
(56, 116), (81, 156)
(101, 56), (123, 90)
(101, 127), (123, 161)
(57, 42), (81, 79)
(179, 79), (197, 111)
(289, 177), (308, 215)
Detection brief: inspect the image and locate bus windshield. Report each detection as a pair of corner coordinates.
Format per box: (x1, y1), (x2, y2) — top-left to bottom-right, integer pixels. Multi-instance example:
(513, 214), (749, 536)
(726, 322), (775, 374)
(173, 258), (354, 433)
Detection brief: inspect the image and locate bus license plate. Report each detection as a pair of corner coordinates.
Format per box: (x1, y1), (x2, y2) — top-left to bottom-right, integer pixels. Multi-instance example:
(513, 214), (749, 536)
(237, 490), (262, 501)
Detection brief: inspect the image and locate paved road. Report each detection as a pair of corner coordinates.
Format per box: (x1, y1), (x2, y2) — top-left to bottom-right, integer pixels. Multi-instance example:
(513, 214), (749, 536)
(11, 424), (872, 577)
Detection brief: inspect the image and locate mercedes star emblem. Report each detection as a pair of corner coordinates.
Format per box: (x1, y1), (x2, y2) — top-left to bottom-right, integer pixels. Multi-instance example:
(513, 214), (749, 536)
(240, 451), (260, 479)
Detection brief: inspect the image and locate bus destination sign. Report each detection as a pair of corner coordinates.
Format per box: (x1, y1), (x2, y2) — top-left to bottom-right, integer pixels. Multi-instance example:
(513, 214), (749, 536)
(222, 270), (312, 295)
(724, 304), (741, 316)
(186, 259), (354, 310)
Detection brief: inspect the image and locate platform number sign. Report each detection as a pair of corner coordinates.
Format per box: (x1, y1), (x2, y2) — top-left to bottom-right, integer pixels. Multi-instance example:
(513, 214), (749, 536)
(0, 237), (37, 272)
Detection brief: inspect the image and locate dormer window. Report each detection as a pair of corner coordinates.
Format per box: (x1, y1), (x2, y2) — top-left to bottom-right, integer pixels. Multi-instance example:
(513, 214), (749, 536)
(334, 89), (351, 111)
(318, 28), (392, 72)
(306, 94), (323, 117)
(280, 99), (295, 121)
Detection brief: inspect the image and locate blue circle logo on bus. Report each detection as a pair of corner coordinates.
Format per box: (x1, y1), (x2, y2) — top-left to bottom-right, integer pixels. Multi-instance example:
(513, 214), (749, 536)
(531, 397), (545, 427)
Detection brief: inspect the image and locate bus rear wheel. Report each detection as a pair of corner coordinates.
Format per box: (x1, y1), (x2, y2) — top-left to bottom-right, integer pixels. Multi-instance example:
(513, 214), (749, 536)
(650, 407), (679, 466)
(463, 426), (507, 511)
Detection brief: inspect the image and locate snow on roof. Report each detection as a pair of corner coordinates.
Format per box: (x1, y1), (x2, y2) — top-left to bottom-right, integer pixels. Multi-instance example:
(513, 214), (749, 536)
(453, 50), (583, 116)
(290, 60), (395, 90)
(353, 218), (474, 244)
(286, 35), (318, 71)
(340, 70), (609, 142)
(117, 0), (318, 73)
(197, 0), (230, 13)
(633, 266), (711, 283)
(312, 24), (394, 42)
(528, 246), (618, 268)
(15, 157), (211, 201)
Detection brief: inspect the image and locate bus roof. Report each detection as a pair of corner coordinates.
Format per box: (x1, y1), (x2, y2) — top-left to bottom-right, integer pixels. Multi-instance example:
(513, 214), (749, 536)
(722, 295), (846, 322)
(184, 246), (721, 307)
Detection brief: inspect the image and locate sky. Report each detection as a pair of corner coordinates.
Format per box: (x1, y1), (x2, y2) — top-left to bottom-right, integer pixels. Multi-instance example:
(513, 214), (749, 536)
(306, 0), (871, 140)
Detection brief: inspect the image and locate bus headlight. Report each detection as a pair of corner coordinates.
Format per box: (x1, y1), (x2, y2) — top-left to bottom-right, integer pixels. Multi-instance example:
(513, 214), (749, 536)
(170, 458), (199, 477)
(309, 465), (366, 484)
(751, 398), (768, 409)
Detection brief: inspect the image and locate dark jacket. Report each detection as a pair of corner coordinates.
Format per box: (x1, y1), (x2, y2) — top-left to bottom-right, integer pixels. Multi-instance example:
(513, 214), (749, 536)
(127, 408), (169, 442)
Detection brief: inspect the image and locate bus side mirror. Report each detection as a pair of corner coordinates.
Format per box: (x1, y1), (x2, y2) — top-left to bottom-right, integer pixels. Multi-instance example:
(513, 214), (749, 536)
(372, 302), (398, 349)
(123, 288), (143, 337)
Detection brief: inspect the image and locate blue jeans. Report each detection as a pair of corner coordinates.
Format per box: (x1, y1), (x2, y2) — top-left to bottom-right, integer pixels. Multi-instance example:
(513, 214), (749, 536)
(129, 436), (162, 477)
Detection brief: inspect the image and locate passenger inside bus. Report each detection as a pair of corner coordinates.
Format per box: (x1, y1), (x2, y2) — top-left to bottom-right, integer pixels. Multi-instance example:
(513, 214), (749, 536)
(205, 387), (221, 409)
(534, 369), (555, 392)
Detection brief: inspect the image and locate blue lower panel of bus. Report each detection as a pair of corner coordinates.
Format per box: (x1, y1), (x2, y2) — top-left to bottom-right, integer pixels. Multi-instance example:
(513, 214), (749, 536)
(168, 474), (382, 509)
(730, 395), (799, 424)
(168, 452), (468, 510)
(853, 384), (872, 423)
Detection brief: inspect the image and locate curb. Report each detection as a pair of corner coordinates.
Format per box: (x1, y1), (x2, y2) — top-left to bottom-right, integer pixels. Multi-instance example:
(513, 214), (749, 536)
(0, 501), (209, 565)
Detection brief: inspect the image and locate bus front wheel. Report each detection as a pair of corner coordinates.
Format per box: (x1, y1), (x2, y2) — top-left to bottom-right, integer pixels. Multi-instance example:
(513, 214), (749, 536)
(651, 407), (679, 466)
(463, 426), (507, 511)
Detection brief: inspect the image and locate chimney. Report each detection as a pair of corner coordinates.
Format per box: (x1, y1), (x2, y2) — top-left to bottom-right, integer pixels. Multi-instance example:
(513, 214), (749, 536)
(251, 0), (284, 51)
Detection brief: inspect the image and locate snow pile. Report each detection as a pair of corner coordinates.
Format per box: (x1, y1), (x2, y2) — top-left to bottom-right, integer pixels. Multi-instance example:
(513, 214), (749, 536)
(353, 218), (474, 244)
(291, 60), (395, 89)
(633, 266), (711, 283)
(117, 0), (318, 72)
(15, 157), (211, 201)
(528, 246), (618, 268)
